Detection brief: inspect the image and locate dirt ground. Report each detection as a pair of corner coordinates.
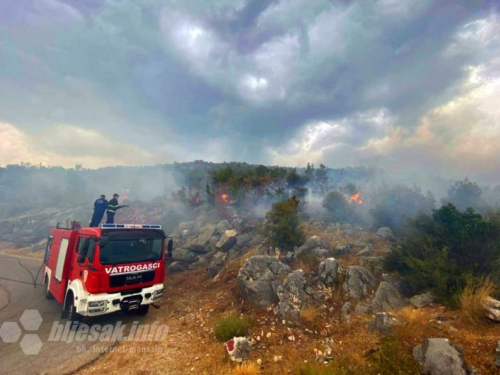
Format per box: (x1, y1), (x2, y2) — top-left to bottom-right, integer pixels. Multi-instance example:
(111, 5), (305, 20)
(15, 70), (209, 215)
(78, 261), (500, 375)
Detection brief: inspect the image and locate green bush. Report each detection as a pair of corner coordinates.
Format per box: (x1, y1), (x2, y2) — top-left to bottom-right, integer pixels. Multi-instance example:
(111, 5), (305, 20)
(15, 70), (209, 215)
(264, 196), (305, 254)
(368, 337), (421, 374)
(386, 204), (500, 304)
(214, 313), (252, 342)
(323, 191), (356, 223)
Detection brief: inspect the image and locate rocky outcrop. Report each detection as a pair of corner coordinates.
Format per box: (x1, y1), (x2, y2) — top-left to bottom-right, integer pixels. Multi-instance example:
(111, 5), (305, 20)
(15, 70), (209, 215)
(318, 258), (342, 287)
(482, 296), (500, 322)
(360, 256), (384, 276)
(342, 266), (376, 299)
(172, 248), (199, 263)
(341, 302), (353, 320)
(297, 236), (328, 255)
(238, 256), (292, 307)
(376, 227), (394, 239)
(371, 281), (405, 311)
(216, 232), (237, 252)
(369, 312), (400, 335)
(410, 292), (436, 308)
(275, 270), (319, 323)
(357, 244), (373, 256)
(413, 338), (468, 375)
(207, 252), (227, 278)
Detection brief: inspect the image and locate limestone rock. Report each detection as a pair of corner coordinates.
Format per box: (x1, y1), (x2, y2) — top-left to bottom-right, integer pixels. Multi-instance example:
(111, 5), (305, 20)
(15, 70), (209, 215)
(342, 266), (377, 299)
(318, 258), (342, 287)
(410, 292), (436, 308)
(371, 281), (405, 311)
(376, 227), (394, 239)
(413, 338), (468, 375)
(238, 256), (292, 307)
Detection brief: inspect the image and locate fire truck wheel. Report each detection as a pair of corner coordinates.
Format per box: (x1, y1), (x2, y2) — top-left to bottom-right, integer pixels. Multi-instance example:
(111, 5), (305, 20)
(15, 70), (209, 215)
(68, 299), (82, 324)
(44, 276), (54, 300)
(136, 305), (150, 316)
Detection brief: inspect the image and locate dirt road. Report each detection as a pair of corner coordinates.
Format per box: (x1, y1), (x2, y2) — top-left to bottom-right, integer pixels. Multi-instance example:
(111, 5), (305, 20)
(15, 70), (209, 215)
(0, 254), (154, 375)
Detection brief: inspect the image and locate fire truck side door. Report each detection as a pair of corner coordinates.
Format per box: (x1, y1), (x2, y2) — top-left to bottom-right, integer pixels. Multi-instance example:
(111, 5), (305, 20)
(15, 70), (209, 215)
(72, 237), (97, 285)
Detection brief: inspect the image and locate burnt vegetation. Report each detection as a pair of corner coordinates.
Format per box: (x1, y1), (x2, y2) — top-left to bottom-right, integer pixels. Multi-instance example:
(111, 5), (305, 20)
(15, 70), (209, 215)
(2, 161), (500, 305)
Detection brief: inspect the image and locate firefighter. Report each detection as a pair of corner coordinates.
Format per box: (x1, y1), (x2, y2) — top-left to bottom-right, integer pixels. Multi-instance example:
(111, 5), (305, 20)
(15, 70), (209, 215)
(89, 195), (108, 227)
(106, 193), (128, 224)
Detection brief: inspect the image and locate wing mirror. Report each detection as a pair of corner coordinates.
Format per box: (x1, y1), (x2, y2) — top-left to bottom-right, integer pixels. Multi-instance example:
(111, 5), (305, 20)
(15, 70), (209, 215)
(166, 238), (173, 259)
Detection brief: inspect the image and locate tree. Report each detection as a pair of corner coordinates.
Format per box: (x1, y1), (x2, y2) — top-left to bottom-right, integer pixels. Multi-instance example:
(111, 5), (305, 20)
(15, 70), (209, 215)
(447, 178), (482, 211)
(264, 196), (305, 254)
(323, 190), (355, 223)
(385, 203), (500, 304)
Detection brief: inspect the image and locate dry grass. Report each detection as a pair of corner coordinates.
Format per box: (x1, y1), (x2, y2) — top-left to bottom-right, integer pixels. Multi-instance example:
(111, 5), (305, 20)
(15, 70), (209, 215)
(394, 306), (429, 343)
(459, 277), (496, 324)
(232, 362), (261, 375)
(300, 306), (322, 330)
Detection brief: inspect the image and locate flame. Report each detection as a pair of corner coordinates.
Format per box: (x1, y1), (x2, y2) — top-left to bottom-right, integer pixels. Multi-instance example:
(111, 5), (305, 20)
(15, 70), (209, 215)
(220, 194), (237, 205)
(348, 192), (363, 205)
(122, 188), (130, 202)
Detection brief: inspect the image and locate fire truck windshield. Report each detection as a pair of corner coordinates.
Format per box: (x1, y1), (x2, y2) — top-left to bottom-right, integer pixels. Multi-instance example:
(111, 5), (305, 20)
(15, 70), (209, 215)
(99, 238), (163, 265)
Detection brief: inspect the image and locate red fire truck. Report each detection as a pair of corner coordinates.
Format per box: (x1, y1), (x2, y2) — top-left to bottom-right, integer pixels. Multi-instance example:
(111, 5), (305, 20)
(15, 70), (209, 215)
(42, 222), (173, 322)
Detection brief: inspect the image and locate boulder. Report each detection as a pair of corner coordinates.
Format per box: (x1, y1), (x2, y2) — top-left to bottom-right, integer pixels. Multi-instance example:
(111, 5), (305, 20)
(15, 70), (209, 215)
(335, 244), (352, 256)
(275, 270), (319, 323)
(341, 302), (353, 320)
(186, 244), (210, 254)
(216, 234), (237, 252)
(168, 261), (189, 273)
(172, 248), (198, 263)
(369, 312), (400, 335)
(318, 258), (342, 287)
(410, 292), (436, 308)
(382, 274), (414, 298)
(371, 281), (406, 311)
(312, 248), (330, 260)
(189, 256), (208, 270)
(376, 227), (394, 239)
(342, 266), (377, 299)
(215, 219), (230, 234)
(413, 338), (468, 375)
(297, 236), (328, 255)
(360, 256), (384, 276)
(238, 256), (292, 307)
(482, 296), (500, 322)
(207, 252), (227, 278)
(357, 244), (374, 256)
(235, 233), (253, 248)
(355, 303), (372, 314)
(194, 224), (216, 245)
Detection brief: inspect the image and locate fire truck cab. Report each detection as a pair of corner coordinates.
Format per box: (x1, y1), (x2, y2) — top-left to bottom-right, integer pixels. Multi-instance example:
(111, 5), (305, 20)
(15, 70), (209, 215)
(42, 222), (173, 322)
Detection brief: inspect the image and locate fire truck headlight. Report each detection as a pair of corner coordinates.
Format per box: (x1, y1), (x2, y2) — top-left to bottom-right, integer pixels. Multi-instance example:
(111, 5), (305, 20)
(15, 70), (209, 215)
(89, 300), (106, 307)
(152, 289), (163, 300)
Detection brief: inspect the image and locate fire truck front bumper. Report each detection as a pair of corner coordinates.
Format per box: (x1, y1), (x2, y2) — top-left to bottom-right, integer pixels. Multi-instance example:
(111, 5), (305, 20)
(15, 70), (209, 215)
(83, 284), (164, 316)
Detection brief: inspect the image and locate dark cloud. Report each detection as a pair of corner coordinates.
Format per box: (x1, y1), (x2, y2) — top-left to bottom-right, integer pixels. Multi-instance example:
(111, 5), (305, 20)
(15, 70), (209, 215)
(0, 0), (499, 176)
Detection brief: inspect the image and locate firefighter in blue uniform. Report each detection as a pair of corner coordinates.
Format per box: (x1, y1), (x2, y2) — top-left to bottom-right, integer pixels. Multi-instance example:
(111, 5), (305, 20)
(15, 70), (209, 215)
(89, 195), (108, 227)
(106, 193), (128, 224)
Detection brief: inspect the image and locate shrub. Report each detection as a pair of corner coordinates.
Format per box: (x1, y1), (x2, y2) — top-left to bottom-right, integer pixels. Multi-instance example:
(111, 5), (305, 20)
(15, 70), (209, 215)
(296, 251), (321, 273)
(368, 337), (421, 374)
(459, 276), (496, 324)
(385, 204), (500, 305)
(323, 191), (356, 223)
(264, 196), (305, 254)
(214, 313), (252, 342)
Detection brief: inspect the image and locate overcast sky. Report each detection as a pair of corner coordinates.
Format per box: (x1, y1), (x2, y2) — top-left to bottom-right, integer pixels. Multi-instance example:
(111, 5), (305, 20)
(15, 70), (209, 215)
(0, 0), (499, 180)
